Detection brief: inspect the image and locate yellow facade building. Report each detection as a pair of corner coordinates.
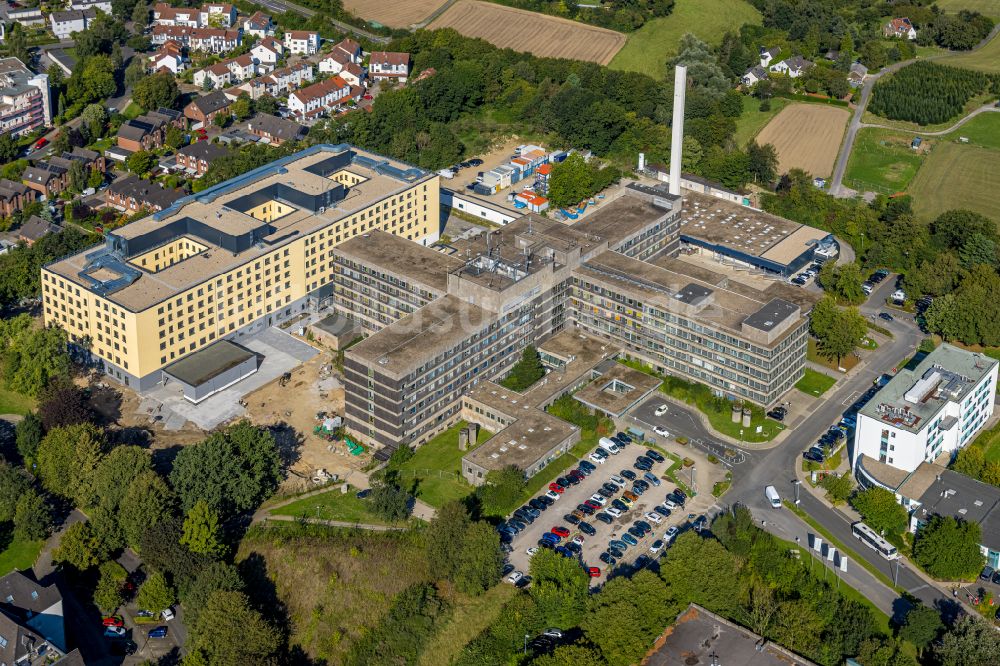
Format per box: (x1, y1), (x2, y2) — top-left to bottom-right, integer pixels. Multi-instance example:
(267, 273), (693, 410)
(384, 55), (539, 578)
(42, 144), (439, 391)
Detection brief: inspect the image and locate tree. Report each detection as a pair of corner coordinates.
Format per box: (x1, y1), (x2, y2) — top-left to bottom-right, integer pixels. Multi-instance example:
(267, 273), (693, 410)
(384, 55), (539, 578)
(180, 561), (244, 629)
(819, 262), (866, 305)
(54, 522), (101, 570)
(820, 473), (853, 504)
(533, 645), (607, 666)
(36, 423), (105, 503)
(581, 569), (677, 666)
(426, 501), (471, 581)
(809, 297), (867, 366)
(5, 24), (29, 66)
(548, 153), (592, 208)
(70, 56), (117, 104)
(0, 324), (72, 397)
(851, 487), (908, 535)
(14, 413), (43, 466)
(187, 590), (280, 665)
(529, 549), (590, 628)
(133, 71), (179, 111)
(169, 421), (282, 518)
(93, 561), (127, 613)
(475, 466), (526, 516)
(454, 521), (503, 595)
(0, 461), (32, 522)
(74, 14), (128, 58)
(913, 515), (985, 580)
(255, 95), (279, 116)
(13, 490), (51, 541)
(37, 381), (93, 429)
(93, 445), (152, 512)
(747, 142), (779, 185)
(131, 1), (149, 26)
(898, 605), (943, 654)
(124, 57), (147, 90)
(231, 95), (253, 121)
(368, 482), (411, 523)
(659, 531), (741, 613)
(213, 112), (231, 129)
(165, 125), (186, 150)
(935, 613), (1000, 666)
(181, 500), (225, 556)
(0, 134), (18, 165)
(88, 167), (105, 190)
(140, 518), (211, 592)
(670, 33), (729, 99)
(136, 571), (175, 613)
(126, 150), (155, 176)
(119, 470), (172, 551)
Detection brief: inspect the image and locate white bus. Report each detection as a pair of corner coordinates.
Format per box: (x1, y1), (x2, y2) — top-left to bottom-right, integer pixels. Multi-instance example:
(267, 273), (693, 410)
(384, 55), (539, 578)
(851, 521), (899, 560)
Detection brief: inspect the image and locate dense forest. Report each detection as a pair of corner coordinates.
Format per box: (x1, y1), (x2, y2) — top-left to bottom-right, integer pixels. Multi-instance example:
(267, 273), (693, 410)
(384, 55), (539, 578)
(488, 0), (675, 32)
(868, 62), (999, 125)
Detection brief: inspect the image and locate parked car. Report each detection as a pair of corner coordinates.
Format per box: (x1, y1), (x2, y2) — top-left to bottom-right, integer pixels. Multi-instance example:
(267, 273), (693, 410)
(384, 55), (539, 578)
(599, 552), (616, 566)
(564, 513), (581, 525)
(879, 312), (894, 322)
(664, 525), (679, 542)
(643, 471), (661, 487)
(588, 453), (606, 465)
(621, 533), (639, 546)
(654, 404), (668, 416)
(576, 503), (595, 515)
(579, 522), (597, 536)
(653, 425), (670, 437)
(608, 546), (624, 558)
(980, 566), (995, 581)
(104, 626), (127, 638)
(653, 505), (672, 518)
(148, 626), (169, 639)
(552, 526), (571, 538)
(595, 512), (613, 524)
(767, 406), (788, 421)
(650, 539), (664, 554)
(644, 511), (663, 524)
(644, 449), (665, 463)
(507, 570), (524, 584)
(862, 282), (874, 295)
(620, 469), (637, 481)
(102, 616), (124, 627)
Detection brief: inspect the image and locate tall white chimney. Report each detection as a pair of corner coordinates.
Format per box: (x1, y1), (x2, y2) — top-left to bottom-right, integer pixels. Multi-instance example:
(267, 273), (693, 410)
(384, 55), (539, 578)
(669, 64), (687, 196)
(638, 152), (645, 172)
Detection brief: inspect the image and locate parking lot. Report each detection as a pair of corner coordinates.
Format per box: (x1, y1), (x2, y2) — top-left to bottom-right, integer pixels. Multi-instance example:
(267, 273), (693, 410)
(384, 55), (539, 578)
(504, 439), (700, 585)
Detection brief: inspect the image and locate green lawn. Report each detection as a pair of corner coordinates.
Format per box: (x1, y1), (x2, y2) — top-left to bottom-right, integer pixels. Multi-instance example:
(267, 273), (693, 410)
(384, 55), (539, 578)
(0, 538), (43, 576)
(795, 368), (836, 397)
(734, 96), (790, 146)
(396, 422), (493, 508)
(942, 111), (1000, 150)
(934, 0), (1000, 19)
(271, 485), (408, 525)
(608, 0), (761, 79)
(970, 422), (1000, 465)
(908, 141), (1000, 222)
(121, 102), (143, 120)
(0, 386), (35, 416)
(844, 128), (926, 193)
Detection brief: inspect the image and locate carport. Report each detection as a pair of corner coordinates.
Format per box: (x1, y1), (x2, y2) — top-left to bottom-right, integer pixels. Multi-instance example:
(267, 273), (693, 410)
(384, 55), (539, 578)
(162, 340), (261, 403)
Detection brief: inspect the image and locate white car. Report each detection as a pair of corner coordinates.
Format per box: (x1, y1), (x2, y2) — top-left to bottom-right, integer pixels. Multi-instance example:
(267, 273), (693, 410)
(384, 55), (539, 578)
(663, 499), (678, 510)
(545, 490), (561, 501)
(589, 493), (607, 506)
(653, 425), (670, 438)
(161, 608), (175, 621)
(572, 535), (585, 546)
(543, 628), (564, 638)
(610, 474), (626, 486)
(588, 453), (606, 464)
(644, 511), (663, 524)
(654, 403), (668, 416)
(526, 547), (539, 557)
(606, 506), (623, 517)
(664, 526), (679, 542)
(649, 541), (663, 554)
(507, 570), (524, 584)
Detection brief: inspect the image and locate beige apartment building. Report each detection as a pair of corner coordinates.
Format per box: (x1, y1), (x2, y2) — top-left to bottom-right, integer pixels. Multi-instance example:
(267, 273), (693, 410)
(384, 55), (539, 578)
(41, 144), (439, 390)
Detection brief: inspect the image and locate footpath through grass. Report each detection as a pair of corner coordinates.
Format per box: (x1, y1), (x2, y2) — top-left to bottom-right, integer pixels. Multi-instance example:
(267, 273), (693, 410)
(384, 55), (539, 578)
(609, 0), (761, 79)
(795, 368), (836, 397)
(396, 422), (492, 508)
(271, 484), (409, 525)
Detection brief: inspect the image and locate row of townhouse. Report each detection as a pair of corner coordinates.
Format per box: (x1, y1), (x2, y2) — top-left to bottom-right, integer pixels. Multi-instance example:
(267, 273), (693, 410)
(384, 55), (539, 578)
(287, 75), (360, 119)
(243, 10), (274, 38)
(105, 174), (185, 212)
(151, 25), (241, 54)
(250, 36), (283, 68)
(173, 140), (230, 176)
(20, 147), (105, 199)
(0, 2), (45, 26)
(233, 61), (313, 100)
(114, 108), (186, 155)
(153, 2), (237, 28)
(0, 178), (37, 219)
(193, 53), (256, 89)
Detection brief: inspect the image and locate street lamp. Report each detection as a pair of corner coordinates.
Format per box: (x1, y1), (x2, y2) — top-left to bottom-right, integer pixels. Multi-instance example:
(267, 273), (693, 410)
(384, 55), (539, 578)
(792, 479), (801, 504)
(524, 634), (530, 655)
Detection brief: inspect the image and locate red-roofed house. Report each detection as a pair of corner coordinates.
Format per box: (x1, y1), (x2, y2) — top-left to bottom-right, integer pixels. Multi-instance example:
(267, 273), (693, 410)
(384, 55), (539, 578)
(243, 11), (274, 37)
(287, 76), (356, 118)
(884, 17), (917, 39)
(251, 36), (283, 70)
(148, 40), (187, 75)
(284, 30), (320, 55)
(338, 61), (365, 87)
(193, 62), (233, 89)
(318, 38), (362, 74)
(369, 51), (410, 83)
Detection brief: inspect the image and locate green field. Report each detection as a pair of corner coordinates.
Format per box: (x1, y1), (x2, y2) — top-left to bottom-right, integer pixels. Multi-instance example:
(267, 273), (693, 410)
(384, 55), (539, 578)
(844, 128), (926, 193)
(795, 368), (837, 397)
(934, 0), (1000, 18)
(734, 96), (791, 146)
(943, 32), (1000, 72)
(942, 111), (1000, 148)
(0, 386), (35, 416)
(908, 141), (1000, 222)
(609, 0), (761, 79)
(396, 422), (493, 508)
(272, 485), (408, 525)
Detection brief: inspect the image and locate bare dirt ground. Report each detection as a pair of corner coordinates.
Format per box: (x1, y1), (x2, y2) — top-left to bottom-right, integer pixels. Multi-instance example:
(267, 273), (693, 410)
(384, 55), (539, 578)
(756, 104), (851, 178)
(430, 1), (627, 65)
(341, 0), (446, 27)
(755, 103), (851, 178)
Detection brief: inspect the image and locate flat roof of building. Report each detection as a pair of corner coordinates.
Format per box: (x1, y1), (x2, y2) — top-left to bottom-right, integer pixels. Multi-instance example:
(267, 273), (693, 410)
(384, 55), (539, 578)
(45, 145), (434, 311)
(913, 466), (1000, 551)
(334, 230), (464, 295)
(644, 604), (817, 666)
(859, 344), (998, 433)
(679, 191), (829, 265)
(463, 399), (579, 473)
(347, 294), (494, 377)
(570, 188), (674, 248)
(162, 339), (256, 387)
(573, 361), (662, 417)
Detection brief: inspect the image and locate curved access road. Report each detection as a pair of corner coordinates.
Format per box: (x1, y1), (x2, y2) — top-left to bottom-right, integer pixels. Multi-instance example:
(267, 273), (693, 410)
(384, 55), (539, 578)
(859, 103), (999, 136)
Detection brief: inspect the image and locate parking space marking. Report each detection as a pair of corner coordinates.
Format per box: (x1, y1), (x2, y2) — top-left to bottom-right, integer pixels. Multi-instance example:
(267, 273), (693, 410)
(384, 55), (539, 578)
(842, 391), (860, 406)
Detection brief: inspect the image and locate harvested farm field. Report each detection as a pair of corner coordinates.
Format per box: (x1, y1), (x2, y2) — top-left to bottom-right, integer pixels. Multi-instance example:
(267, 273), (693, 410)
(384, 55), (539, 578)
(754, 103), (850, 178)
(340, 0), (445, 27)
(429, 0), (627, 65)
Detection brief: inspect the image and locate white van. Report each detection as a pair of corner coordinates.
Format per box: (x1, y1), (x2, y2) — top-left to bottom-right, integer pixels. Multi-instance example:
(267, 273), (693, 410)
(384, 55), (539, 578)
(599, 437), (620, 454)
(765, 485), (782, 508)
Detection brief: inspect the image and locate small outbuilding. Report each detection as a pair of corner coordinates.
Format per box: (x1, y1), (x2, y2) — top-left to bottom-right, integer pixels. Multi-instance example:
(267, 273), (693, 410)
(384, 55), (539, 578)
(162, 339), (260, 403)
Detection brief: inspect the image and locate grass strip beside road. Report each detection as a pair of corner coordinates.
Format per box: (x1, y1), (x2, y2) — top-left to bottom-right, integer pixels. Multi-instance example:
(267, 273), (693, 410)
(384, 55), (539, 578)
(784, 500), (901, 593)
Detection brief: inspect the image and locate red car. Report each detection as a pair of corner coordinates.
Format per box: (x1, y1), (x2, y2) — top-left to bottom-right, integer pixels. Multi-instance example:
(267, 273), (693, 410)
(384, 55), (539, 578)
(587, 567), (601, 578)
(34, 137), (48, 150)
(551, 526), (570, 538)
(584, 500), (601, 510)
(547, 483), (564, 494)
(363, 94), (373, 100)
(102, 616), (124, 627)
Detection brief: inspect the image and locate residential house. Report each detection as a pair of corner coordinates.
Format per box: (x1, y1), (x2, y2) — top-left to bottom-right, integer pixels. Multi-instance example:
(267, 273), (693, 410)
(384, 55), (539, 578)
(369, 51), (410, 83)
(884, 17), (917, 40)
(188, 27), (241, 54)
(68, 0), (112, 12)
(338, 61), (365, 87)
(247, 113), (306, 145)
(193, 62), (232, 89)
(153, 2), (200, 27)
(22, 163), (69, 198)
(44, 49), (76, 77)
(183, 90), (233, 124)
(0, 178), (36, 218)
(318, 37), (362, 74)
(235, 61), (312, 99)
(0, 571), (72, 662)
(18, 215), (58, 244)
(250, 36), (283, 70)
(151, 24), (195, 46)
(0, 2), (44, 27)
(105, 175), (185, 212)
(224, 53), (256, 81)
(243, 10), (273, 37)
(201, 2), (237, 27)
(63, 146), (105, 174)
(176, 140), (230, 175)
(49, 8), (95, 40)
(759, 46), (780, 68)
(287, 75), (354, 119)
(148, 40), (187, 75)
(0, 57), (51, 137)
(116, 108), (185, 152)
(769, 56), (813, 78)
(848, 62), (868, 87)
(741, 65), (768, 86)
(283, 30), (319, 55)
